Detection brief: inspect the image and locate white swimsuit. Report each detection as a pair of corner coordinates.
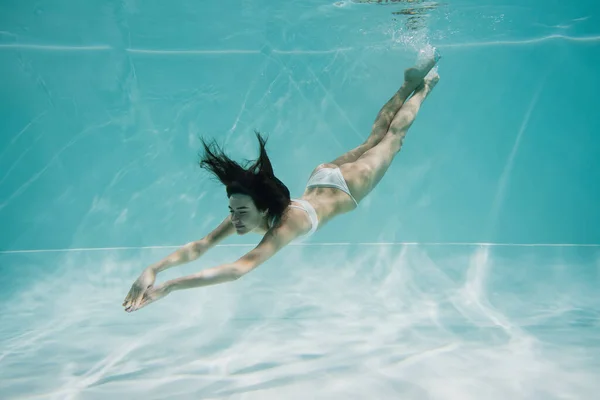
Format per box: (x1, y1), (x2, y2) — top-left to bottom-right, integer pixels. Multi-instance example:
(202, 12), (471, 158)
(268, 198), (319, 240)
(306, 166), (358, 206)
(268, 167), (358, 240)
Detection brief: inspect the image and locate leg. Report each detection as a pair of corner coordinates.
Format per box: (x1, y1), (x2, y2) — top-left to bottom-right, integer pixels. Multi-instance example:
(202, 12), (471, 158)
(329, 49), (440, 167)
(340, 71), (440, 203)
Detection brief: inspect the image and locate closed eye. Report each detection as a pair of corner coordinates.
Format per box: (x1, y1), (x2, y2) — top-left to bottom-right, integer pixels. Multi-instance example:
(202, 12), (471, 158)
(229, 207), (249, 213)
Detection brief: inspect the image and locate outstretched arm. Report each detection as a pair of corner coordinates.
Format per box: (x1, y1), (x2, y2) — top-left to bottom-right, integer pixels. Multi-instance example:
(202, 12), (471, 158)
(170, 218), (300, 290)
(126, 216), (303, 312)
(150, 216), (235, 273)
(123, 215), (235, 312)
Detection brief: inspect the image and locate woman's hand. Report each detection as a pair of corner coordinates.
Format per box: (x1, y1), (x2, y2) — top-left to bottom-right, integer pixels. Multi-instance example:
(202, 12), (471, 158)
(123, 267), (157, 312)
(125, 281), (173, 312)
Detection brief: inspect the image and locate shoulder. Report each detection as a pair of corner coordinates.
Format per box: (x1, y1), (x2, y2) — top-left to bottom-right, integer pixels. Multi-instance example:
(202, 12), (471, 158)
(235, 209), (302, 273)
(273, 202), (313, 236)
(265, 207), (303, 241)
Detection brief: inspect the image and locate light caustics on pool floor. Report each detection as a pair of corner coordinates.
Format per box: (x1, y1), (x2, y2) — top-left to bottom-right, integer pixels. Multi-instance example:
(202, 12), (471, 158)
(0, 243), (599, 399)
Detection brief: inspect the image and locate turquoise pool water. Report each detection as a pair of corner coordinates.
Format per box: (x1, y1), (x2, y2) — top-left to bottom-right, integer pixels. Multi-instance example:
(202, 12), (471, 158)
(1, 0), (599, 398)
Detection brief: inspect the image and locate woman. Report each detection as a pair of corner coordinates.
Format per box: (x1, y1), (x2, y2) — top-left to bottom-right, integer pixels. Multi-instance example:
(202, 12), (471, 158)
(123, 49), (440, 312)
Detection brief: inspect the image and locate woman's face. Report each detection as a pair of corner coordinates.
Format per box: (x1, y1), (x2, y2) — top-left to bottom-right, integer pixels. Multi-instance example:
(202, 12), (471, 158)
(228, 193), (267, 235)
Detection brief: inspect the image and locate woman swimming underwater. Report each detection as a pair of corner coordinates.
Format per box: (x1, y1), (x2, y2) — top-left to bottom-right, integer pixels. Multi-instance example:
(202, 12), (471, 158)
(123, 50), (440, 312)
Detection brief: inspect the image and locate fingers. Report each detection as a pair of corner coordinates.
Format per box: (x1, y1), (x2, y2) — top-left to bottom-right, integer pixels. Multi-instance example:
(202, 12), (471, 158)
(123, 281), (160, 313)
(125, 286), (165, 312)
(122, 288), (135, 306)
(131, 296), (143, 311)
(127, 287), (147, 312)
(123, 282), (152, 310)
(123, 288), (140, 311)
(122, 292), (131, 307)
(125, 294), (140, 312)
(126, 292), (153, 312)
(123, 287), (138, 308)
(134, 296), (152, 311)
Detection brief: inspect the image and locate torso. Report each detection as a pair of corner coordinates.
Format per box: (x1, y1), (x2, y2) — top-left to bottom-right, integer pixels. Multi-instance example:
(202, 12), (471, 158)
(287, 175), (357, 237)
(299, 188), (355, 226)
(261, 165), (358, 237)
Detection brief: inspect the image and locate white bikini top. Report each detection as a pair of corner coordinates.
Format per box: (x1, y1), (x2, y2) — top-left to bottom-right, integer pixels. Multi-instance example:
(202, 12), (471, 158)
(268, 198), (319, 239)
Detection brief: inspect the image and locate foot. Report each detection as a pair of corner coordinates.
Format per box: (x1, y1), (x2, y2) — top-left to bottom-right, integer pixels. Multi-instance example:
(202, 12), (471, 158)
(404, 46), (440, 87)
(425, 68), (440, 89)
(415, 69), (440, 96)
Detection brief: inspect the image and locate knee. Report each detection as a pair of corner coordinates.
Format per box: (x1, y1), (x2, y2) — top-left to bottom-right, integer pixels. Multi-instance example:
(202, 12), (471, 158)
(388, 125), (408, 137)
(388, 121), (411, 139)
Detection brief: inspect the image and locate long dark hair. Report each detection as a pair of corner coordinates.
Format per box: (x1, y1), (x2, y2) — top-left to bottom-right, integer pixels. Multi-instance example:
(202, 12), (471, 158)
(198, 131), (291, 220)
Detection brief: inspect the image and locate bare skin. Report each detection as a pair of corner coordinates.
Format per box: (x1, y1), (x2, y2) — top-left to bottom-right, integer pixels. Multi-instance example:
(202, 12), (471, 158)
(123, 51), (440, 312)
